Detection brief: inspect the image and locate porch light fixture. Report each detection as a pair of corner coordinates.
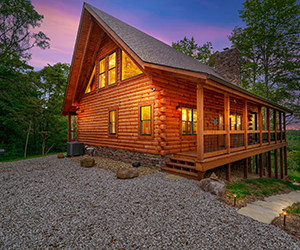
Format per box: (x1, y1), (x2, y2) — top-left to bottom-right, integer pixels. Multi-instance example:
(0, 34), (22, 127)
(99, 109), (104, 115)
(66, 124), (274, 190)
(282, 209), (288, 227)
(176, 105), (181, 110)
(150, 87), (156, 92)
(233, 192), (237, 206)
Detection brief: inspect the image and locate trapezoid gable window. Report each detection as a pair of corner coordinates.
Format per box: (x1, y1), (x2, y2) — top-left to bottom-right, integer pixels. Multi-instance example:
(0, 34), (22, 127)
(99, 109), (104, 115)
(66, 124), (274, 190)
(85, 66), (96, 94)
(140, 105), (151, 136)
(121, 50), (143, 80)
(182, 107), (197, 135)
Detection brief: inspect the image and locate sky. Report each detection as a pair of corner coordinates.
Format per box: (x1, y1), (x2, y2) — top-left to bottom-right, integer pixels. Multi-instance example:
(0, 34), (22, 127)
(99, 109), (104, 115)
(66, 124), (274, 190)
(30, 0), (245, 70)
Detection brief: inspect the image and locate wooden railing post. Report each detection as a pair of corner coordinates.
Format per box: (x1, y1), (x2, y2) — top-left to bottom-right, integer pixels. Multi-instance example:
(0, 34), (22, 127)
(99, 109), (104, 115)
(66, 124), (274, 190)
(197, 84), (204, 162)
(224, 93), (230, 154)
(279, 111), (282, 142)
(244, 157), (248, 179)
(243, 100), (248, 150)
(284, 146), (288, 176)
(283, 112), (286, 142)
(267, 107), (270, 145)
(258, 106), (262, 147)
(259, 153), (263, 177)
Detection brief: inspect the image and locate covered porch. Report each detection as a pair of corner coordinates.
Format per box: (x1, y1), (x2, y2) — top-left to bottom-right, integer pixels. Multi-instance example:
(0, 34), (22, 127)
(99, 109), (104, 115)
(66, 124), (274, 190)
(162, 78), (291, 181)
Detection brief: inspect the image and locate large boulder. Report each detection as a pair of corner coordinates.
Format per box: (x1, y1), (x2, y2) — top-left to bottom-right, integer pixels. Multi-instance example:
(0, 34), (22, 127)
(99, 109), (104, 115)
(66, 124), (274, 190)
(57, 153), (64, 159)
(117, 169), (138, 179)
(80, 157), (95, 168)
(198, 178), (226, 196)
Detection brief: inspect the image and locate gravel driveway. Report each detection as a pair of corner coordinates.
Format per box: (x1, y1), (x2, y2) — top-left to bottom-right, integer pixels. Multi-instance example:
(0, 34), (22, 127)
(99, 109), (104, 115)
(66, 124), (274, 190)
(0, 155), (299, 249)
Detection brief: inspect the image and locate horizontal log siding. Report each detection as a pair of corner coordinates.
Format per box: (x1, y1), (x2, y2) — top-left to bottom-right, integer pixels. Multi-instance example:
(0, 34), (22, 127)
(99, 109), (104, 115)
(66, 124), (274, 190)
(76, 35), (158, 154)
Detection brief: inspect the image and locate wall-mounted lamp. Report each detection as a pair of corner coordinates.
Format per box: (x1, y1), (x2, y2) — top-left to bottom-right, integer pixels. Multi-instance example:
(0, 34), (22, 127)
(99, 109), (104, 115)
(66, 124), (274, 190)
(176, 105), (181, 110)
(77, 106), (80, 109)
(151, 87), (156, 92)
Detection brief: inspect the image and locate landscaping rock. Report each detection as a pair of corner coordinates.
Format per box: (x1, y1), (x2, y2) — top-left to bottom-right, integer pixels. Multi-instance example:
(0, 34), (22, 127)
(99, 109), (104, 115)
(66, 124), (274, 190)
(57, 153), (64, 159)
(117, 169), (138, 179)
(80, 157), (95, 168)
(198, 178), (226, 196)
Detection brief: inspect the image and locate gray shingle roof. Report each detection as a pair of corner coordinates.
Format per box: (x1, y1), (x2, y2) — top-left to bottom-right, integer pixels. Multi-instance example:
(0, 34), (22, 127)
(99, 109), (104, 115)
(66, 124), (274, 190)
(85, 3), (224, 79)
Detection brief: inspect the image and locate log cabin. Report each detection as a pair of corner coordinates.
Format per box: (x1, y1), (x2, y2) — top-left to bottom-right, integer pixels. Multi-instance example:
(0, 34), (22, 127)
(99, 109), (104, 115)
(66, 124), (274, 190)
(62, 3), (293, 181)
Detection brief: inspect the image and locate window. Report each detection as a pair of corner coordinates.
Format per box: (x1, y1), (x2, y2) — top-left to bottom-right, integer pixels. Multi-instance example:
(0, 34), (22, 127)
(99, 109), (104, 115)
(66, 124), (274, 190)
(122, 50), (143, 80)
(230, 114), (242, 130)
(182, 107), (197, 135)
(109, 110), (117, 135)
(108, 52), (116, 85)
(99, 58), (106, 88)
(85, 66), (96, 94)
(140, 105), (151, 136)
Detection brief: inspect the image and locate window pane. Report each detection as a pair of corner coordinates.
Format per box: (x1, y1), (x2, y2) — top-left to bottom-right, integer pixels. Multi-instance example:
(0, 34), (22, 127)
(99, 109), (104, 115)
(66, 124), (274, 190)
(182, 121), (192, 135)
(142, 121), (151, 135)
(108, 68), (116, 85)
(193, 109), (197, 122)
(122, 51), (142, 80)
(109, 52), (116, 69)
(110, 122), (116, 134)
(193, 122), (197, 135)
(182, 108), (192, 121)
(110, 111), (116, 122)
(141, 106), (151, 120)
(99, 58), (106, 73)
(237, 115), (242, 130)
(230, 114), (236, 130)
(99, 73), (105, 88)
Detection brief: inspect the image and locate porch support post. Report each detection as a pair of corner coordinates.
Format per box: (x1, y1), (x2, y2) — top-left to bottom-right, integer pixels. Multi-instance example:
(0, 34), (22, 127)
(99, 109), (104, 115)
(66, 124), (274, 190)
(268, 151), (272, 178)
(279, 111), (282, 142)
(244, 158), (248, 179)
(284, 146), (288, 176)
(197, 84), (204, 162)
(274, 110), (277, 144)
(226, 163), (231, 181)
(243, 100), (248, 149)
(255, 155), (258, 174)
(274, 149), (278, 179)
(68, 114), (71, 142)
(280, 147), (284, 179)
(283, 112), (286, 142)
(258, 106), (262, 147)
(224, 93), (230, 154)
(267, 107), (270, 145)
(259, 153), (263, 177)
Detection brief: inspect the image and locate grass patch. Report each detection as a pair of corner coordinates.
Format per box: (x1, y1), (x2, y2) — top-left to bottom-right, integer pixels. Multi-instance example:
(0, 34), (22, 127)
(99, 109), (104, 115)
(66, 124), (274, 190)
(225, 178), (300, 203)
(289, 202), (300, 216)
(289, 176), (300, 183)
(0, 152), (61, 163)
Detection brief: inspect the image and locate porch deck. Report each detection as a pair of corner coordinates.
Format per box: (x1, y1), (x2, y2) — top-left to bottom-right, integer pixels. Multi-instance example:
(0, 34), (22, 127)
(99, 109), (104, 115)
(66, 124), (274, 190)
(162, 141), (288, 181)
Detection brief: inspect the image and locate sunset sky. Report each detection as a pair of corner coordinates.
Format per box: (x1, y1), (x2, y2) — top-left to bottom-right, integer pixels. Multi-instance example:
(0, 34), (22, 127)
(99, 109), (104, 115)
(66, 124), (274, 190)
(30, 0), (244, 70)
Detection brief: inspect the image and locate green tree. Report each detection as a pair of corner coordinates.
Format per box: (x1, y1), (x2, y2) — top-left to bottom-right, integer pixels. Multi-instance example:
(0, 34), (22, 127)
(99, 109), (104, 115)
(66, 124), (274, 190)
(172, 37), (218, 67)
(228, 0), (300, 122)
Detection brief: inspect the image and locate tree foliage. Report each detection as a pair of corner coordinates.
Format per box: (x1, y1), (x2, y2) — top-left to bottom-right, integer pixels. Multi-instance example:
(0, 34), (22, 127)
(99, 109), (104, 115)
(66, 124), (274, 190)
(228, 0), (300, 123)
(172, 37), (218, 67)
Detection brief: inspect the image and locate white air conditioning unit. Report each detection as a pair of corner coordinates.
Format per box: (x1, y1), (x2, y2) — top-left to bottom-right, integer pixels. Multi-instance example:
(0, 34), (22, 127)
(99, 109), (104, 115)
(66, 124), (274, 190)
(67, 142), (83, 157)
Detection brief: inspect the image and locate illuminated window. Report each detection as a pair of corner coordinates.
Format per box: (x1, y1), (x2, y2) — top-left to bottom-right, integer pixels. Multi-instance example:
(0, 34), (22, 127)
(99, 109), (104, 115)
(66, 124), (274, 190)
(108, 52), (116, 85)
(230, 113), (242, 130)
(122, 51), (142, 80)
(85, 66), (96, 94)
(182, 107), (197, 135)
(99, 58), (106, 88)
(140, 105), (151, 136)
(109, 110), (117, 135)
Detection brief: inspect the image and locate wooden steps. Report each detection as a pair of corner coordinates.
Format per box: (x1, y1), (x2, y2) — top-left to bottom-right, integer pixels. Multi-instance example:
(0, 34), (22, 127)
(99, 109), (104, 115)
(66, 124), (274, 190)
(162, 156), (199, 180)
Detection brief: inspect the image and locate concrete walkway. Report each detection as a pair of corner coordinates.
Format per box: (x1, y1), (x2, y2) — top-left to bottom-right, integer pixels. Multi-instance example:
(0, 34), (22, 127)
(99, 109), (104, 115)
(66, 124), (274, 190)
(238, 190), (300, 224)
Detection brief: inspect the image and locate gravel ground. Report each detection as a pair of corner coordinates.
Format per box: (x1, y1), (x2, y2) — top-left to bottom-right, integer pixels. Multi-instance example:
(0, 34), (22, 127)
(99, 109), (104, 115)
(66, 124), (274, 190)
(0, 155), (299, 250)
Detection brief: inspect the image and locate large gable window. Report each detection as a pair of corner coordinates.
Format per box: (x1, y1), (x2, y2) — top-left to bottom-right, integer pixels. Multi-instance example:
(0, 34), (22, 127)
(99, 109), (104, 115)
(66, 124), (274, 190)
(85, 66), (96, 94)
(99, 58), (106, 88)
(182, 107), (197, 135)
(121, 51), (142, 80)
